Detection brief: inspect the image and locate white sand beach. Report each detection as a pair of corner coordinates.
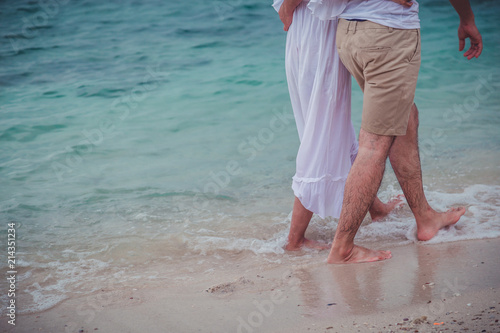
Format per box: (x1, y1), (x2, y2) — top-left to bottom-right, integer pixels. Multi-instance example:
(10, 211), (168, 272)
(6, 238), (500, 333)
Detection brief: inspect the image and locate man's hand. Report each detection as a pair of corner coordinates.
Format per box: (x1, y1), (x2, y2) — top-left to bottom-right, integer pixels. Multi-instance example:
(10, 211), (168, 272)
(389, 0), (413, 8)
(449, 0), (483, 60)
(279, 0), (302, 31)
(457, 21), (482, 59)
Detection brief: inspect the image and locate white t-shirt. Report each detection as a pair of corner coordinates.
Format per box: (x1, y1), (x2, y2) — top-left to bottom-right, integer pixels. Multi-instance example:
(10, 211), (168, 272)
(272, 0), (348, 20)
(340, 0), (420, 29)
(272, 0), (420, 29)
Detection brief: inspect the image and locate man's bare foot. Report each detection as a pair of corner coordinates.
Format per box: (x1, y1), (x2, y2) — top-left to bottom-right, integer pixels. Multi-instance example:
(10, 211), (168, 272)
(370, 194), (405, 222)
(416, 207), (466, 241)
(327, 244), (392, 264)
(285, 238), (330, 251)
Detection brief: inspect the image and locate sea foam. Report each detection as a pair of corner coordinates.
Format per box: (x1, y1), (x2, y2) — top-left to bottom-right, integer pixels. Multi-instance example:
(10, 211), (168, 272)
(190, 184), (500, 255)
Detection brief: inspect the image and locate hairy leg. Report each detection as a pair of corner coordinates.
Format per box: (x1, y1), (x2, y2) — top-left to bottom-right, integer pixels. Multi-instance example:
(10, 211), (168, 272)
(389, 104), (465, 241)
(285, 197), (329, 251)
(327, 130), (394, 264)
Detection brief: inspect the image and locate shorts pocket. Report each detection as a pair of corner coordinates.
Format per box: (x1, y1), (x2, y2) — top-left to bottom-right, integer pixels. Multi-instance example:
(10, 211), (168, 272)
(407, 30), (421, 62)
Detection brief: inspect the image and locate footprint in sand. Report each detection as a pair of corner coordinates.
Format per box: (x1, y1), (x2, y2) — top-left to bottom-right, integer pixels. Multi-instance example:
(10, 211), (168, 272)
(206, 277), (253, 294)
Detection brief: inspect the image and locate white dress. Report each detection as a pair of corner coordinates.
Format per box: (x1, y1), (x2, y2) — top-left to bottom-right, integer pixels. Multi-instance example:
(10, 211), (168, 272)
(273, 0), (358, 218)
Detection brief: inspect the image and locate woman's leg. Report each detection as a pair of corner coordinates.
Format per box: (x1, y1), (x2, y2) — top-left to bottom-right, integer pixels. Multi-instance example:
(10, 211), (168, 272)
(286, 197), (329, 250)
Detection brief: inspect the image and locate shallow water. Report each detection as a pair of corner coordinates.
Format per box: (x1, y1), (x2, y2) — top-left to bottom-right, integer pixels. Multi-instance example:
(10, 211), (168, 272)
(0, 0), (499, 315)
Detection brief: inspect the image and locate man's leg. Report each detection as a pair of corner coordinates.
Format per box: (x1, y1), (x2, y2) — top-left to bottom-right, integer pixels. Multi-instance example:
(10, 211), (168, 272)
(327, 129), (394, 264)
(369, 195), (404, 222)
(286, 194), (402, 250)
(389, 104), (466, 241)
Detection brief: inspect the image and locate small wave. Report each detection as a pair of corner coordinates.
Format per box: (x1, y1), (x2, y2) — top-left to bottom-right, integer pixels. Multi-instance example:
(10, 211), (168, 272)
(0, 71), (33, 86)
(77, 87), (128, 98)
(192, 41), (226, 49)
(15, 46), (48, 55)
(0, 258), (111, 315)
(4, 33), (32, 40)
(16, 6), (39, 14)
(0, 124), (66, 142)
(41, 90), (65, 98)
(175, 25), (244, 37)
(187, 184), (500, 255)
(235, 79), (263, 86)
(192, 230), (288, 256)
(339, 184), (500, 246)
(408, 184), (500, 244)
(175, 58), (213, 71)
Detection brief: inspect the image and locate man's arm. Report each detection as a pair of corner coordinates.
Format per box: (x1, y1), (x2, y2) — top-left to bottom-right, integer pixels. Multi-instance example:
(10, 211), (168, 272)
(279, 0), (302, 31)
(448, 0), (483, 59)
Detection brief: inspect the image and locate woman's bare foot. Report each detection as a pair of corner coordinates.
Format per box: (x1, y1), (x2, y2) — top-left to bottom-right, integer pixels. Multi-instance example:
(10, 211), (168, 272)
(416, 207), (466, 241)
(327, 244), (392, 264)
(369, 194), (405, 222)
(285, 238), (330, 251)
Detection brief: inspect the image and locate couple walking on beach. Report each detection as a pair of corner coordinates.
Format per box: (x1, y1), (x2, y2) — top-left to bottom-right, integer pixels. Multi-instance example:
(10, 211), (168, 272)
(273, 0), (483, 264)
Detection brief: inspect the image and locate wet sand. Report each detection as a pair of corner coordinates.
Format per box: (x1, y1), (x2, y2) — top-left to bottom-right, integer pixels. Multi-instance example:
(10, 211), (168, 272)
(5, 238), (500, 333)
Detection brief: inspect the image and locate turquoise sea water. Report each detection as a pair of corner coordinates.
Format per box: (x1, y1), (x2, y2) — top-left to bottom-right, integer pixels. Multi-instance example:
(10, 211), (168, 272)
(1, 0), (499, 315)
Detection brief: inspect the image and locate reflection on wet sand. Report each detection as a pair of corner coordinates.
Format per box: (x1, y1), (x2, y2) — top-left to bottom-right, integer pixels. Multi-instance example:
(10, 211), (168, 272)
(291, 242), (477, 319)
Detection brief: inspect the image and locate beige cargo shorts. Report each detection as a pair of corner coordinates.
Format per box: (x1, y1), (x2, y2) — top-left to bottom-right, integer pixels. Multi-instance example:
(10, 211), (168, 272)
(336, 19), (421, 136)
